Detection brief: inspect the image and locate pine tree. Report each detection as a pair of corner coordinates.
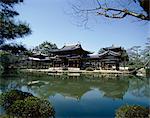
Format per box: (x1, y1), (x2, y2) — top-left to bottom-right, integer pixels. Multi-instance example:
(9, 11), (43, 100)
(0, 0), (31, 45)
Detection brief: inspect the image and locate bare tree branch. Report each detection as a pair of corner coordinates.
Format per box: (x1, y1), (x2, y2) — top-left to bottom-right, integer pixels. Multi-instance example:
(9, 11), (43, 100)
(71, 0), (150, 22)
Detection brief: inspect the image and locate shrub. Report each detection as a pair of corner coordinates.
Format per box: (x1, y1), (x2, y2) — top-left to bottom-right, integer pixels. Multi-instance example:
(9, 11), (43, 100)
(0, 90), (33, 110)
(146, 68), (150, 77)
(115, 105), (149, 118)
(128, 67), (135, 71)
(0, 90), (55, 118)
(0, 115), (14, 118)
(0, 64), (4, 75)
(7, 97), (55, 118)
(0, 51), (19, 75)
(86, 67), (94, 71)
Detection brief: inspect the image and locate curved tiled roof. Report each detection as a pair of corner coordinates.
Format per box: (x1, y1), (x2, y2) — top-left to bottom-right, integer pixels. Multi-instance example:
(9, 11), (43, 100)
(61, 44), (81, 51)
(50, 44), (92, 54)
(87, 50), (121, 60)
(103, 46), (121, 50)
(99, 50), (120, 57)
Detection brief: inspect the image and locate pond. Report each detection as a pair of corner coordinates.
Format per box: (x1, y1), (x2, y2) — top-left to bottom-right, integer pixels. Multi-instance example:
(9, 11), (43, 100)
(0, 73), (150, 118)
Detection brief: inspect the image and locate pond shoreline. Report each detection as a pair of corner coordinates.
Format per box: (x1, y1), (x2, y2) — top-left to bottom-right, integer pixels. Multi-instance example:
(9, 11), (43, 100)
(22, 68), (132, 75)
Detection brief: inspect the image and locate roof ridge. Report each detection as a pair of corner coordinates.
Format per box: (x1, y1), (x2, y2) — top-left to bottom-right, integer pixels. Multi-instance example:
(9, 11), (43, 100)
(63, 43), (80, 47)
(61, 43), (81, 50)
(109, 50), (120, 56)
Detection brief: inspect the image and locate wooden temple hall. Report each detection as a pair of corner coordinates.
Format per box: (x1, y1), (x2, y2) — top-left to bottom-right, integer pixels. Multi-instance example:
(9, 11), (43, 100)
(25, 44), (128, 70)
(50, 44), (92, 69)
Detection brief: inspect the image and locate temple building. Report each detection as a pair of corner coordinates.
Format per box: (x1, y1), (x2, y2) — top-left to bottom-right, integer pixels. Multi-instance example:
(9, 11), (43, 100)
(23, 44), (128, 70)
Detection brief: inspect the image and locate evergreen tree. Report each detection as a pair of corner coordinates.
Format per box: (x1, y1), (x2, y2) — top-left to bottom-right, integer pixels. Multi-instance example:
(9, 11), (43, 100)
(0, 0), (31, 75)
(0, 0), (31, 45)
(33, 41), (58, 55)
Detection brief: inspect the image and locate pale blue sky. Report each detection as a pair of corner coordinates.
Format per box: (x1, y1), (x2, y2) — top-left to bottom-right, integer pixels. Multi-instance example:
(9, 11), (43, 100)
(13, 0), (149, 53)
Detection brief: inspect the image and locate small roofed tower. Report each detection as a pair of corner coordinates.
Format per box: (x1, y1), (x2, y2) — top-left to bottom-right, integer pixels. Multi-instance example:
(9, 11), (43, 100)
(103, 45), (123, 53)
(100, 45), (128, 70)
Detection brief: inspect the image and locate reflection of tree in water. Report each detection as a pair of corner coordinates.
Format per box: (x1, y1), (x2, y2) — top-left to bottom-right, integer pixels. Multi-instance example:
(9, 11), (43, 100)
(0, 75), (35, 92)
(128, 76), (150, 98)
(26, 74), (129, 100)
(98, 80), (129, 99)
(0, 76), (22, 92)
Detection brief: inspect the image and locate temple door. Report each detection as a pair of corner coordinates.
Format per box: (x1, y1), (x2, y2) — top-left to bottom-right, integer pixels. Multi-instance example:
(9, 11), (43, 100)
(63, 57), (68, 67)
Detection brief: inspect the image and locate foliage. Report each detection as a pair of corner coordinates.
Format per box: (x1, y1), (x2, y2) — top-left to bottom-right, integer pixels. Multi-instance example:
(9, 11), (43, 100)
(7, 97), (55, 118)
(0, 63), (4, 74)
(0, 0), (31, 75)
(0, 0), (31, 44)
(98, 48), (105, 54)
(127, 38), (150, 69)
(0, 43), (27, 55)
(0, 115), (14, 118)
(115, 105), (149, 118)
(141, 38), (150, 66)
(0, 51), (19, 75)
(0, 90), (33, 110)
(33, 41), (58, 55)
(127, 46), (143, 69)
(0, 51), (12, 74)
(0, 90), (55, 118)
(120, 49), (129, 62)
(146, 68), (150, 77)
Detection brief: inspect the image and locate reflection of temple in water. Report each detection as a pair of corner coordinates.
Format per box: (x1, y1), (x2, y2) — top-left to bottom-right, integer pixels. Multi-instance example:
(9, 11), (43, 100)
(28, 75), (129, 100)
(1, 74), (149, 100)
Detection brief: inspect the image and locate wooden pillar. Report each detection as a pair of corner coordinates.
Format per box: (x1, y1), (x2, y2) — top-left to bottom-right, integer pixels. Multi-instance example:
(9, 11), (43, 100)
(116, 62), (119, 70)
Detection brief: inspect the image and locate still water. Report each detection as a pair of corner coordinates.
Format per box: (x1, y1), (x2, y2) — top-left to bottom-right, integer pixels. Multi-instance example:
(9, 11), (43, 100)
(0, 73), (150, 118)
